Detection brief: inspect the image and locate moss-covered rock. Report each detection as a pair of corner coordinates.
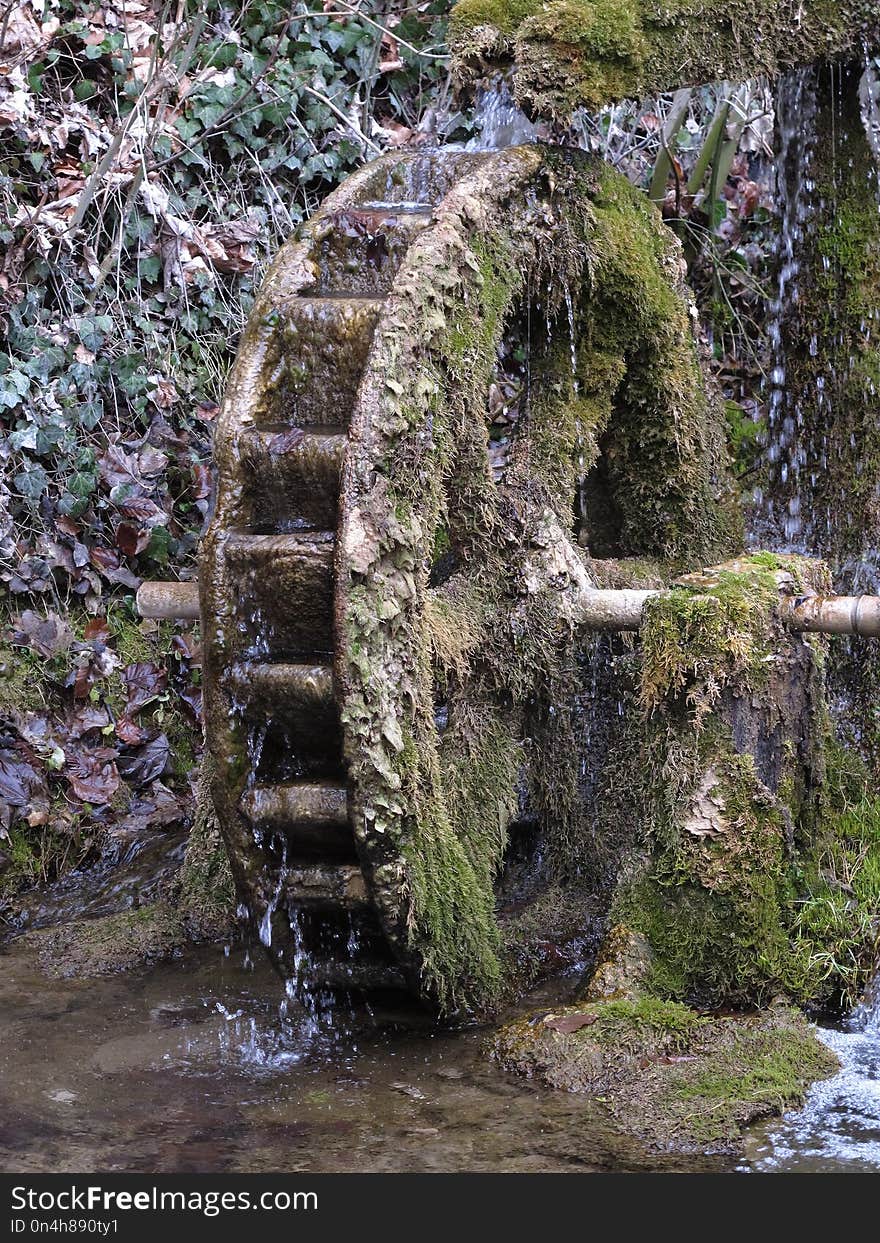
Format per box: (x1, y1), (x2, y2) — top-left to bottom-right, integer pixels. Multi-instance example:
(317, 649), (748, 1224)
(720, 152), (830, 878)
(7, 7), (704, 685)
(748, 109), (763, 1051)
(450, 0), (880, 121)
(585, 553), (880, 1015)
(491, 998), (838, 1153)
(24, 903), (188, 978)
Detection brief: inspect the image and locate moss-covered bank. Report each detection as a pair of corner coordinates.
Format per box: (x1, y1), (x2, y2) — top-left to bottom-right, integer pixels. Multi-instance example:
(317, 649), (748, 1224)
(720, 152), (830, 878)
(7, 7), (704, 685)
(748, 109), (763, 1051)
(22, 759), (235, 978)
(450, 0), (880, 121)
(491, 998), (838, 1154)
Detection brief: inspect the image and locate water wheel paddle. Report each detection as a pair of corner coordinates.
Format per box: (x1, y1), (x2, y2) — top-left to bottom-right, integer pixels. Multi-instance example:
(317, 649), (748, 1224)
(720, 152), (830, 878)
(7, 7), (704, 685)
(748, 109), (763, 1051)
(200, 145), (732, 1014)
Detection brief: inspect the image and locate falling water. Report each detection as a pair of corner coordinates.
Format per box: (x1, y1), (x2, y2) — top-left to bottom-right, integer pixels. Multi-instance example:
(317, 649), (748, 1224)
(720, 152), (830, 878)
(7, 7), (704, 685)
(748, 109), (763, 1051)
(746, 59), (880, 1167)
(755, 58), (880, 585)
(464, 80), (539, 152)
(752, 66), (818, 551)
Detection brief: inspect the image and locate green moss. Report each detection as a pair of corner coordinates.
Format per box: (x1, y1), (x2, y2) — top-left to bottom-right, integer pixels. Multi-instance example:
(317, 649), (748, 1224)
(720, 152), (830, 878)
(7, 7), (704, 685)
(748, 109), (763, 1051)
(337, 150), (736, 1013)
(614, 740), (802, 1006)
(492, 998), (837, 1153)
(606, 670), (880, 1013)
(450, 0), (879, 121)
(0, 637), (70, 715)
(590, 995), (703, 1048)
(449, 0), (543, 35)
(24, 903), (188, 977)
(639, 565), (779, 720)
(172, 755), (235, 941)
(518, 0), (647, 110)
(657, 1011), (838, 1148)
(788, 741), (880, 1011)
(587, 166), (737, 561)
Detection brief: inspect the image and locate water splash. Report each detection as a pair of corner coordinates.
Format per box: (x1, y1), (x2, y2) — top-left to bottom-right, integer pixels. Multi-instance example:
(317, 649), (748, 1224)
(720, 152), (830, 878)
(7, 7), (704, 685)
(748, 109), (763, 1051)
(749, 980), (880, 1171)
(465, 80), (538, 152)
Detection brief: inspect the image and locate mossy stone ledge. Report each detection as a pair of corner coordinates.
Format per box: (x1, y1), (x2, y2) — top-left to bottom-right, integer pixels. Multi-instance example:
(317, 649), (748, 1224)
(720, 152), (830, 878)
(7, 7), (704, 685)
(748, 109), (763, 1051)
(450, 0), (880, 121)
(491, 998), (838, 1154)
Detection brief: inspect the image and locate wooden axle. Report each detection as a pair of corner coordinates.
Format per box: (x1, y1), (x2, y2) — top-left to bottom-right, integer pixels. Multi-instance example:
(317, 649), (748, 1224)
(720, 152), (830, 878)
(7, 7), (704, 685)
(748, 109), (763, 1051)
(574, 589), (880, 638)
(135, 580), (200, 620)
(136, 578), (880, 639)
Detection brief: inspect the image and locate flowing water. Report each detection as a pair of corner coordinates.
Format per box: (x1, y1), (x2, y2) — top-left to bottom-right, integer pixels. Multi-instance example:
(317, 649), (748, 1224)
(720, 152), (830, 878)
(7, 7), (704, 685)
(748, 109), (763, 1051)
(464, 81), (539, 152)
(751, 67), (818, 553)
(746, 987), (880, 1171)
(0, 937), (728, 1174)
(742, 59), (880, 1171)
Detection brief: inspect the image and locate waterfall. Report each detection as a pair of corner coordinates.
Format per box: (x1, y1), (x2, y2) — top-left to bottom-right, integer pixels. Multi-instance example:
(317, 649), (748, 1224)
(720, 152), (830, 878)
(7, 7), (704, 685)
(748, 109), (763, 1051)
(751, 67), (818, 552)
(464, 80), (539, 152)
(753, 58), (880, 590)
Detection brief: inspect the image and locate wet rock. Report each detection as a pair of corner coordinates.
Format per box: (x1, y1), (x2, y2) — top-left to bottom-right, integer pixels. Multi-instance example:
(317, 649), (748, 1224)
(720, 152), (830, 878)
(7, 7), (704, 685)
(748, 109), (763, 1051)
(584, 923), (652, 1002)
(390, 1083), (427, 1101)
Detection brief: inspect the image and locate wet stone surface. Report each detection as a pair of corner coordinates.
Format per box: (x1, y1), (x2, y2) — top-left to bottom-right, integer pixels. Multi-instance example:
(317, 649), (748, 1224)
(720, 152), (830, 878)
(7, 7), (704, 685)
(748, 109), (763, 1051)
(0, 941), (728, 1174)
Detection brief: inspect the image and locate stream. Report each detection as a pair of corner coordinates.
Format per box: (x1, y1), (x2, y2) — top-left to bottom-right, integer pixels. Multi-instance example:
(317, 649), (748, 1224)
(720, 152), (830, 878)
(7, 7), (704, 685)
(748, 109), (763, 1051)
(746, 994), (880, 1172)
(0, 939), (726, 1175)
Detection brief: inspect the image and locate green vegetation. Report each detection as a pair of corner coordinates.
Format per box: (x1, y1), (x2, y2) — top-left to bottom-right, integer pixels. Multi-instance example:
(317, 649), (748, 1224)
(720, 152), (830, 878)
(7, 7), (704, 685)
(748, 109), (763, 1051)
(589, 995), (704, 1050)
(2, 1), (456, 595)
(588, 166), (738, 561)
(639, 566), (778, 720)
(491, 998), (837, 1152)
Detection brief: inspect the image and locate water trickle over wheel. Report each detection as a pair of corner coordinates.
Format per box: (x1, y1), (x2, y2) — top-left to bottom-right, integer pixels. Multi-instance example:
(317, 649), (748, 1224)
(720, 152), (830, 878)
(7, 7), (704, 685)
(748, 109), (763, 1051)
(200, 145), (728, 1014)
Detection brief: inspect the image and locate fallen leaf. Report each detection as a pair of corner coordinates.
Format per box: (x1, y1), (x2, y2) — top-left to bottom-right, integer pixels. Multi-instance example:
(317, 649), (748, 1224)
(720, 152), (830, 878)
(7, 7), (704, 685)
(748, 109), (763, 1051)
(13, 610), (75, 658)
(120, 495), (168, 526)
(98, 443), (140, 489)
(194, 400), (219, 422)
(122, 661), (167, 712)
(69, 705), (112, 737)
(115, 521), (150, 557)
(543, 1013), (599, 1034)
(117, 732), (170, 786)
(115, 716), (149, 745)
(0, 748), (46, 809)
(65, 748), (120, 805)
(83, 617), (110, 643)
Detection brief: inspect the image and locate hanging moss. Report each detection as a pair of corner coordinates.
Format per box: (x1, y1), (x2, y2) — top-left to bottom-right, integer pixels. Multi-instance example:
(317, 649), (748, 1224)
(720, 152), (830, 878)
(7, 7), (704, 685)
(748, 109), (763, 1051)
(586, 166), (739, 561)
(337, 148), (736, 1012)
(450, 0), (880, 121)
(639, 566), (779, 721)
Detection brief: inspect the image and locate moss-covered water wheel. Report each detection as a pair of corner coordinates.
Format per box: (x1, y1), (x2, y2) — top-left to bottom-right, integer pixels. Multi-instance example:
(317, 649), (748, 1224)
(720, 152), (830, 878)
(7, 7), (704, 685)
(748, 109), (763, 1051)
(201, 144), (733, 1016)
